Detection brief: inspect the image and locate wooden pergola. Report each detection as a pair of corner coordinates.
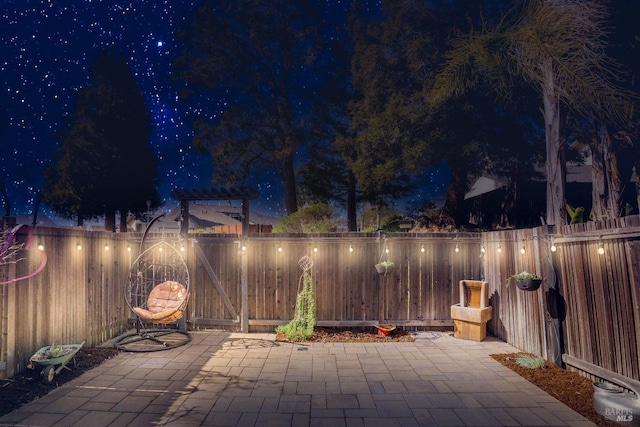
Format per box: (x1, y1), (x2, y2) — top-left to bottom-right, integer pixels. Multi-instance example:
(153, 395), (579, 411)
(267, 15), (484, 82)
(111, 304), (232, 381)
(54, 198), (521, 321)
(170, 186), (259, 238)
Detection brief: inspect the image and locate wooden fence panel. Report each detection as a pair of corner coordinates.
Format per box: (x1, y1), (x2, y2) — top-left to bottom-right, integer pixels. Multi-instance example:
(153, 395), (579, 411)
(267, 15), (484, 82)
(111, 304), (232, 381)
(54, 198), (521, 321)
(185, 233), (481, 330)
(0, 228), (132, 379)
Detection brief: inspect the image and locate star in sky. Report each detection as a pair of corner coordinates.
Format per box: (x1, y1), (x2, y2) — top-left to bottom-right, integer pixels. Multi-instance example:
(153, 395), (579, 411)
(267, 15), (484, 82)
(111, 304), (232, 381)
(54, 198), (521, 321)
(0, 0), (284, 220)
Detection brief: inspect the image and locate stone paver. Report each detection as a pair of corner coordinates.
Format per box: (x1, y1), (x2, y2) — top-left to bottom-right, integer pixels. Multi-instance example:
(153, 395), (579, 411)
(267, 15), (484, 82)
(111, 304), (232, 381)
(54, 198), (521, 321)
(0, 331), (595, 426)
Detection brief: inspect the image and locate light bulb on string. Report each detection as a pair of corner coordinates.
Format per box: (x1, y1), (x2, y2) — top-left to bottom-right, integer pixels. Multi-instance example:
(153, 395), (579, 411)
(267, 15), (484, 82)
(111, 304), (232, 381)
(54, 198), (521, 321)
(497, 244), (502, 254)
(421, 245), (425, 253)
(550, 243), (557, 252)
(598, 242), (604, 255)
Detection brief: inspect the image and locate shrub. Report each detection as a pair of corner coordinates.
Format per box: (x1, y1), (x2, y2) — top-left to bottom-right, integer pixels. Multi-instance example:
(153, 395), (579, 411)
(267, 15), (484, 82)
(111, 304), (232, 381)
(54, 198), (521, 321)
(515, 353), (546, 369)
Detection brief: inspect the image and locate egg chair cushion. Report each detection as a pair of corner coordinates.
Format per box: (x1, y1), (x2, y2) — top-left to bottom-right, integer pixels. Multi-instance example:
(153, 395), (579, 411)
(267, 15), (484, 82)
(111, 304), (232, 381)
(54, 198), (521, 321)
(132, 281), (187, 324)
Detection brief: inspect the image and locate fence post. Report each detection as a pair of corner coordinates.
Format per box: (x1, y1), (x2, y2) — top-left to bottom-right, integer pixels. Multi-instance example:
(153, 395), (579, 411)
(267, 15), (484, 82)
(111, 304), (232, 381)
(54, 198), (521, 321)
(241, 241), (248, 333)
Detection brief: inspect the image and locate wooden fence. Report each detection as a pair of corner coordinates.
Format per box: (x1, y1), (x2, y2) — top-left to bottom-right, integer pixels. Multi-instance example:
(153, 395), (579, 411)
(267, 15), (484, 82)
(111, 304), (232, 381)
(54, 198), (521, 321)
(2, 218), (640, 388)
(0, 227), (132, 378)
(186, 233), (482, 331)
(482, 216), (640, 387)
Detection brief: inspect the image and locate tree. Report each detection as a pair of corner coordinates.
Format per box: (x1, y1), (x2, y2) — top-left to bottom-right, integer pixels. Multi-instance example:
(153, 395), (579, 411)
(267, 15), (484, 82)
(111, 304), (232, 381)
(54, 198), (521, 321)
(345, 0), (539, 227)
(273, 203), (336, 233)
(432, 0), (633, 226)
(174, 0), (337, 215)
(43, 51), (160, 229)
(592, 0), (640, 219)
(341, 0), (430, 208)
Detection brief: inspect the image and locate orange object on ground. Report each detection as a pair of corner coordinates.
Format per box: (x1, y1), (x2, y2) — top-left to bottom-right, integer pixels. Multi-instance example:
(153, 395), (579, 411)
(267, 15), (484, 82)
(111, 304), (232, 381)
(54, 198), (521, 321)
(375, 324), (396, 336)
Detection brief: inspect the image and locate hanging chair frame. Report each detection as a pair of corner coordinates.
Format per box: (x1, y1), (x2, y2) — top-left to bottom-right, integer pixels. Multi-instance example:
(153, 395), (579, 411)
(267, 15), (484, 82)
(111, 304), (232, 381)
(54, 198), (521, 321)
(116, 215), (192, 352)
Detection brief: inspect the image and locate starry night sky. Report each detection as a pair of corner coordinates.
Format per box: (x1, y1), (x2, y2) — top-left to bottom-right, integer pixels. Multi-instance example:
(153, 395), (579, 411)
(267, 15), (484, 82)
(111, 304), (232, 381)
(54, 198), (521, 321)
(1, 0), (289, 220)
(1, 0), (447, 222)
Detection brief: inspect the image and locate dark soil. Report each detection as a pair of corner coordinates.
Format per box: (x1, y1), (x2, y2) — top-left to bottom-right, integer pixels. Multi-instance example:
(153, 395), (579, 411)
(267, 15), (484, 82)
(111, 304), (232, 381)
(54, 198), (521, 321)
(276, 326), (417, 343)
(0, 347), (120, 417)
(491, 353), (622, 427)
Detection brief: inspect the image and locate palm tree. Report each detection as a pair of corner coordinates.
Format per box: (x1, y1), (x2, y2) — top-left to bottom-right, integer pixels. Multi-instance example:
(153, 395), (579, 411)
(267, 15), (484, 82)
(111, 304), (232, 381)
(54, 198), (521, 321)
(432, 0), (632, 226)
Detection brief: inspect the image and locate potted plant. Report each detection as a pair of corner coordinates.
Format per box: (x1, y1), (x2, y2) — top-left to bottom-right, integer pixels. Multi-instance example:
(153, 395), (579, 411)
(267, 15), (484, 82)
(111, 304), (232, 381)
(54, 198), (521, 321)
(375, 260), (394, 276)
(507, 271), (542, 291)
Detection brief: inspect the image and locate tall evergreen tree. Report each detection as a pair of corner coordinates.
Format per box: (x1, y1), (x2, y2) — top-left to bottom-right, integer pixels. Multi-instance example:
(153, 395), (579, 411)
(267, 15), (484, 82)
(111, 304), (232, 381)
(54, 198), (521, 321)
(174, 0), (338, 215)
(43, 51), (160, 229)
(345, 0), (539, 227)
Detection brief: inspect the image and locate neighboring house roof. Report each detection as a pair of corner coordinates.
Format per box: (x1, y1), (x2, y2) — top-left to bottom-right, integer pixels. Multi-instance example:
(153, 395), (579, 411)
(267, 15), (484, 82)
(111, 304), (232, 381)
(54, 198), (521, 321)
(168, 203), (280, 227)
(465, 175), (508, 200)
(465, 143), (636, 200)
(14, 214), (60, 227)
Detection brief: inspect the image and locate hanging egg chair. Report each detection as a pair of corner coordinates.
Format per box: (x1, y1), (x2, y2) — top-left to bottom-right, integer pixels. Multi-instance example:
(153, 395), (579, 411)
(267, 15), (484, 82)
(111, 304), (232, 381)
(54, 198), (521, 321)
(115, 219), (191, 351)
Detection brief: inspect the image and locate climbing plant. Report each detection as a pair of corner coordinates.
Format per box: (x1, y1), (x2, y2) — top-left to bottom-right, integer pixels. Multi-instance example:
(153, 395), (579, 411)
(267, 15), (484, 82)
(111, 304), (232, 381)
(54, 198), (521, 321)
(276, 256), (316, 341)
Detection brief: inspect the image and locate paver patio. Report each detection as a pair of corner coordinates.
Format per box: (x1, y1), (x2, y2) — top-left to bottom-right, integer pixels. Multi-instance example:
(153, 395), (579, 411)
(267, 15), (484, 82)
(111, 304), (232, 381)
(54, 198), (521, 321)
(0, 330), (595, 426)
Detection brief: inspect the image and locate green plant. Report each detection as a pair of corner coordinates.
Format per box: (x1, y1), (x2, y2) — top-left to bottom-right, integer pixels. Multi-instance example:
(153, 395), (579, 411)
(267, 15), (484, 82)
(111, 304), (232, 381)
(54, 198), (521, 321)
(375, 260), (394, 268)
(44, 345), (67, 359)
(276, 269), (316, 341)
(515, 353), (546, 369)
(506, 271), (541, 286)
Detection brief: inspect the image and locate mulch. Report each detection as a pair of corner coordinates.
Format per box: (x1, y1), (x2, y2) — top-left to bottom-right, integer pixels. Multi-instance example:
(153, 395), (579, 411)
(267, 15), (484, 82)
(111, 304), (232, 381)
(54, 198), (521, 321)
(0, 347), (120, 417)
(491, 353), (622, 427)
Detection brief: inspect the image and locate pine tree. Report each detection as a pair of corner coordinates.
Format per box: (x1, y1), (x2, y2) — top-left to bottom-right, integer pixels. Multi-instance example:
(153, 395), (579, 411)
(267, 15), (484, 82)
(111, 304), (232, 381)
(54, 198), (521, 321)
(43, 51), (160, 229)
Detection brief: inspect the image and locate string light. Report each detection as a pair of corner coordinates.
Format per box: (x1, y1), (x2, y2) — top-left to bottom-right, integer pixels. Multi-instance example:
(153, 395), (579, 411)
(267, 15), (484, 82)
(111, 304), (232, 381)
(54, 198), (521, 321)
(76, 242), (82, 251)
(497, 244), (502, 253)
(242, 244), (247, 251)
(421, 245), (425, 253)
(550, 243), (557, 252)
(104, 244), (109, 251)
(180, 244), (185, 252)
(349, 244), (353, 253)
(455, 242), (459, 253)
(37, 243), (44, 251)
(313, 246), (318, 253)
(520, 244), (526, 255)
(158, 246), (163, 252)
(385, 246), (389, 254)
(127, 244), (131, 252)
(598, 242), (604, 255)
(277, 244), (283, 253)
(480, 245), (485, 253)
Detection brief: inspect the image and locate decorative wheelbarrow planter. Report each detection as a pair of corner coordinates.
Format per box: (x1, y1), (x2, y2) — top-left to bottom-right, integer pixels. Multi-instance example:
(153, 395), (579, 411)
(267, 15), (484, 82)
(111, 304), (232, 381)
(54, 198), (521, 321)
(28, 341), (85, 383)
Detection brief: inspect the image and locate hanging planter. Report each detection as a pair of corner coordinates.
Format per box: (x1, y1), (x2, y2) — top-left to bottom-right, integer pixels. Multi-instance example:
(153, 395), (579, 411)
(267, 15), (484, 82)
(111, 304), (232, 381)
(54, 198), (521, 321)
(507, 272), (542, 292)
(375, 260), (394, 276)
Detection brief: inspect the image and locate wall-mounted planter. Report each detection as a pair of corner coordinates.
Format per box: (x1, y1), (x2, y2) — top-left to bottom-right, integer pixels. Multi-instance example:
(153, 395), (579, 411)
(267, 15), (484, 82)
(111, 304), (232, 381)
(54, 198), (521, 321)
(515, 278), (542, 292)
